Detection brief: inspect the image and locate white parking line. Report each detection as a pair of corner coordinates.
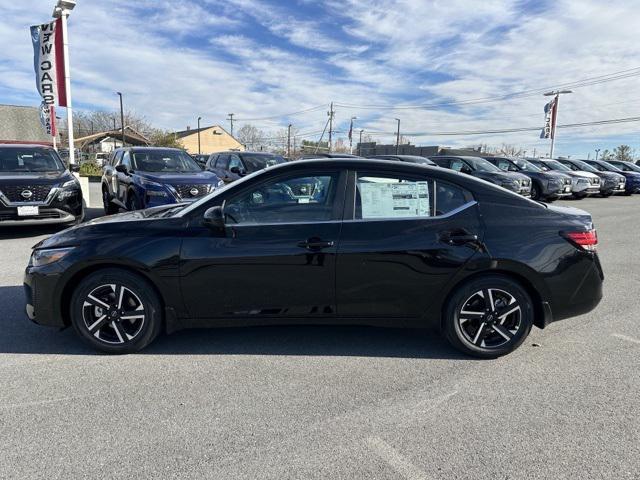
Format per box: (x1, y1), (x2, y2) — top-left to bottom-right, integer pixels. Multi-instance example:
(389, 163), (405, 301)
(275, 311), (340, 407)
(611, 333), (640, 345)
(366, 437), (429, 480)
(0, 396), (85, 410)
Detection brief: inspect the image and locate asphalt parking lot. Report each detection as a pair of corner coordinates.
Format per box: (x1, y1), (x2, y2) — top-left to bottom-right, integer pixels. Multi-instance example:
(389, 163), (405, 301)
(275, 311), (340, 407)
(0, 198), (638, 480)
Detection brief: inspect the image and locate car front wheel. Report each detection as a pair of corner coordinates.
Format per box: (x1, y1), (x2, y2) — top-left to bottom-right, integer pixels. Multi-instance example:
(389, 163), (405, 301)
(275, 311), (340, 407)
(444, 275), (534, 358)
(69, 268), (162, 353)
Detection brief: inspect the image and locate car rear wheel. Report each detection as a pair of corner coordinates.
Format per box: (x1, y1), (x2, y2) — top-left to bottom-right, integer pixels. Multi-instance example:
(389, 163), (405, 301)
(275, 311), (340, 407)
(530, 183), (541, 201)
(443, 275), (534, 358)
(69, 269), (162, 354)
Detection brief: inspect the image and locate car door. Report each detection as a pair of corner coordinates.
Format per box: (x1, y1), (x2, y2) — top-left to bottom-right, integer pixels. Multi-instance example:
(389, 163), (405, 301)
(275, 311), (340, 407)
(211, 154), (233, 183)
(179, 168), (347, 319)
(104, 150), (123, 198)
(336, 169), (483, 318)
(116, 151), (133, 203)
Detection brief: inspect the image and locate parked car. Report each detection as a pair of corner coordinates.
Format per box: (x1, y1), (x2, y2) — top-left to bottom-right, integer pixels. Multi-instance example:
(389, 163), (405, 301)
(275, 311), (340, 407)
(101, 147), (223, 214)
(582, 159), (640, 195)
(528, 158), (601, 199)
(607, 159), (640, 174)
(558, 159), (625, 197)
(191, 154), (209, 169)
(0, 144), (83, 226)
(367, 154), (436, 166)
(484, 156), (572, 202)
(24, 159), (602, 358)
(429, 156), (532, 197)
(94, 152), (109, 167)
(206, 151), (286, 184)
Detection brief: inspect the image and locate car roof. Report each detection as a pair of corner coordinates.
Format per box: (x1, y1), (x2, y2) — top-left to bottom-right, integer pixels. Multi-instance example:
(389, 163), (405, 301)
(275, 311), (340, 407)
(429, 155), (487, 161)
(0, 143), (54, 149)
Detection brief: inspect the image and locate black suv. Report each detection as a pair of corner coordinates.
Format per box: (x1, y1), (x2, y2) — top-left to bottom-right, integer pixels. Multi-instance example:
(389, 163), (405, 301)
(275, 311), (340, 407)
(205, 151), (286, 184)
(0, 144), (83, 226)
(430, 156), (532, 196)
(484, 156), (572, 202)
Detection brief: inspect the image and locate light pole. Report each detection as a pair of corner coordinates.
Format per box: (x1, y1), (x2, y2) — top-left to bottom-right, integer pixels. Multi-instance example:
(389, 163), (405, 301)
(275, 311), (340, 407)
(197, 116), (202, 154)
(349, 116), (357, 154)
(595, 148), (600, 161)
(116, 92), (125, 147)
(52, 0), (76, 166)
(394, 118), (401, 154)
(543, 90), (572, 159)
(227, 113), (234, 137)
(287, 124), (292, 158)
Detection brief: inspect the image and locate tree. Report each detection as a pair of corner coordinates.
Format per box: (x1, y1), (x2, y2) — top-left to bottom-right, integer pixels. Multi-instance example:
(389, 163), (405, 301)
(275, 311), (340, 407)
(148, 130), (182, 148)
(614, 145), (632, 162)
(236, 124), (265, 150)
(498, 144), (523, 157)
(599, 149), (613, 161)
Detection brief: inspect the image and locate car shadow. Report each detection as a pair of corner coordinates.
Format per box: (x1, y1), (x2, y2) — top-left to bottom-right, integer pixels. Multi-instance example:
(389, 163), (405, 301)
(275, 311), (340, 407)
(0, 207), (104, 240)
(0, 285), (471, 360)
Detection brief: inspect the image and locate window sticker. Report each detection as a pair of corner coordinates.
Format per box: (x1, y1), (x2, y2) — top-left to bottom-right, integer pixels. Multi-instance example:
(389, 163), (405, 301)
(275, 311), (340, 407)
(359, 181), (430, 218)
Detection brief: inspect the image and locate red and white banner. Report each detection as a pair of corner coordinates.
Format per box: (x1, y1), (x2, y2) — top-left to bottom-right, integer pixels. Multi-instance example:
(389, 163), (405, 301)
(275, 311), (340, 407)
(39, 102), (57, 137)
(30, 18), (67, 107)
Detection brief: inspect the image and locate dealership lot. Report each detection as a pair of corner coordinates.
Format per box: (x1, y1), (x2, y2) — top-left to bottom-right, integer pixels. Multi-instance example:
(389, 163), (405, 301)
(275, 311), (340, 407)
(0, 197), (638, 479)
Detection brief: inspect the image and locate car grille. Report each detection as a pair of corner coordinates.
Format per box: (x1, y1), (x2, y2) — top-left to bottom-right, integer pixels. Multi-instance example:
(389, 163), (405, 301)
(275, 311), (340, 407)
(0, 210), (63, 221)
(1, 184), (52, 202)
(171, 184), (209, 199)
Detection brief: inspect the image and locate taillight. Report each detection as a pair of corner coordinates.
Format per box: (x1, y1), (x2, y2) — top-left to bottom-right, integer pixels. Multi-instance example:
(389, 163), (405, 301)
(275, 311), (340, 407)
(562, 230), (598, 252)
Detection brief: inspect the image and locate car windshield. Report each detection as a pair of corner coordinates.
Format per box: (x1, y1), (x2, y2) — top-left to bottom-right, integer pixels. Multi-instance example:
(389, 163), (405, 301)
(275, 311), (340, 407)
(598, 161), (623, 172)
(571, 160), (599, 173)
(467, 157), (502, 172)
(0, 147), (65, 173)
(543, 160), (571, 171)
(613, 161), (640, 172)
(512, 158), (541, 172)
(131, 150), (201, 173)
(242, 154), (286, 172)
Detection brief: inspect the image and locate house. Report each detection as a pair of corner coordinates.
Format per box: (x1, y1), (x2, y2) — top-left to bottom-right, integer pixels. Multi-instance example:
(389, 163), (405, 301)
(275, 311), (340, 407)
(174, 125), (244, 154)
(0, 104), (60, 146)
(75, 126), (150, 152)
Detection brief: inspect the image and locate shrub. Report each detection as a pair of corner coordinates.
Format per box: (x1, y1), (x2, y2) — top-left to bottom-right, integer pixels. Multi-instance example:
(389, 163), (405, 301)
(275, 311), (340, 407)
(79, 161), (103, 177)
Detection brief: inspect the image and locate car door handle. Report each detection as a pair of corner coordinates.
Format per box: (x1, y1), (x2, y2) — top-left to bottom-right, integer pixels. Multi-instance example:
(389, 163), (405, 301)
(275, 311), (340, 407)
(440, 230), (478, 246)
(297, 239), (335, 250)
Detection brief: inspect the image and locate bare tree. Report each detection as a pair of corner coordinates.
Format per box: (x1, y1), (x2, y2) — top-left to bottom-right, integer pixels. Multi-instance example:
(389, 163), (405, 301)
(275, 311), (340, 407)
(614, 144), (633, 161)
(498, 144), (523, 157)
(236, 124), (265, 150)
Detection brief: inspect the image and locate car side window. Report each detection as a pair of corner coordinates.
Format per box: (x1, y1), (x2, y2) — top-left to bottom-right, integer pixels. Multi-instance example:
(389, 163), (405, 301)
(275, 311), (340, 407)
(216, 154), (230, 169)
(121, 151), (132, 169)
(561, 161), (577, 171)
(207, 154), (218, 169)
(112, 150), (124, 166)
(450, 159), (471, 173)
(496, 159), (512, 171)
(224, 173), (339, 225)
(354, 172), (471, 220)
(229, 155), (244, 171)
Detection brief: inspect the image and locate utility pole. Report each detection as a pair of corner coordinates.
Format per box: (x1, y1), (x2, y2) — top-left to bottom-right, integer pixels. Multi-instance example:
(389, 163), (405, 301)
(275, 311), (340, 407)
(543, 90), (572, 159)
(395, 118), (401, 154)
(287, 124), (292, 158)
(595, 148), (601, 161)
(227, 113), (235, 137)
(113, 118), (116, 150)
(197, 116), (202, 154)
(349, 117), (356, 154)
(358, 129), (364, 156)
(116, 92), (125, 147)
(328, 102), (334, 152)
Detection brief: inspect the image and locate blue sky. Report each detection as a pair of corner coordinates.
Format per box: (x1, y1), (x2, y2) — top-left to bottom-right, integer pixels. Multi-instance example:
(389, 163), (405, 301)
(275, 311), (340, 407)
(2, 0), (640, 157)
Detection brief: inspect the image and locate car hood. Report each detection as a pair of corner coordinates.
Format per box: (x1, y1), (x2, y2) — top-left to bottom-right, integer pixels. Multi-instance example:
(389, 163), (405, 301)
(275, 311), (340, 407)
(473, 171), (528, 183)
(33, 205), (182, 249)
(135, 171), (220, 184)
(618, 171), (640, 180)
(558, 170), (596, 180)
(595, 171), (625, 181)
(0, 170), (72, 186)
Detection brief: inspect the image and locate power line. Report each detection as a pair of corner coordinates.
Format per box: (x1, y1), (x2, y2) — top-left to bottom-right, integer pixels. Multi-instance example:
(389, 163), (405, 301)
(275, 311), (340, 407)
(334, 66), (640, 111)
(232, 104), (327, 122)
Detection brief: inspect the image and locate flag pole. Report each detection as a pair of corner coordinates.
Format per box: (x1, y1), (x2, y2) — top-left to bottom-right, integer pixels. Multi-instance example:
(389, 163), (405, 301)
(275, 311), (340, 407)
(54, 1), (76, 166)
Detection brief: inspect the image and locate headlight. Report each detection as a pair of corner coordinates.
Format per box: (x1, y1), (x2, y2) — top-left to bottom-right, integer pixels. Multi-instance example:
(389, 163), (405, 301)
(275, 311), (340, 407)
(140, 178), (169, 197)
(30, 247), (74, 267)
(216, 179), (224, 188)
(139, 178), (165, 188)
(61, 179), (80, 189)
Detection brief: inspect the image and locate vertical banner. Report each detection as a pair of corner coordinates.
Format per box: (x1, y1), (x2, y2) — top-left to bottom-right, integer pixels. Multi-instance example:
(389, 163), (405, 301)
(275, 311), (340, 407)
(30, 18), (67, 107)
(540, 97), (556, 139)
(39, 102), (57, 137)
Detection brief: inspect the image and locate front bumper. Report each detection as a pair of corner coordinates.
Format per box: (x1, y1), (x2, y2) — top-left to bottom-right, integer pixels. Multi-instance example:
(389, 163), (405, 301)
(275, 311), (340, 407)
(0, 188), (83, 227)
(23, 264), (66, 327)
(0, 207), (79, 226)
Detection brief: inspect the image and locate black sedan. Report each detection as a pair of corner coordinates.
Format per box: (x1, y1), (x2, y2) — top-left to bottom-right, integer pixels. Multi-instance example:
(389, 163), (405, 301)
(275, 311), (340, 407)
(24, 159), (603, 358)
(484, 156), (572, 202)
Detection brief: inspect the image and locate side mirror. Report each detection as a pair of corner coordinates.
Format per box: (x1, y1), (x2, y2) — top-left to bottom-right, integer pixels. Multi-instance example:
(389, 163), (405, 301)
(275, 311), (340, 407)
(203, 206), (225, 229)
(115, 164), (129, 174)
(461, 167), (472, 174)
(229, 166), (245, 175)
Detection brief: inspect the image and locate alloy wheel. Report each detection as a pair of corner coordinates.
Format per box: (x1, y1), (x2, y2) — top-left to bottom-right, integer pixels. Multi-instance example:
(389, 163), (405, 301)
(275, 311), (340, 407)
(457, 288), (522, 349)
(82, 284), (146, 344)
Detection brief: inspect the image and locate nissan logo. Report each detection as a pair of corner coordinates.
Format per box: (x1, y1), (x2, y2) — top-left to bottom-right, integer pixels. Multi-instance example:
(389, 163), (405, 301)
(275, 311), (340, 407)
(189, 187), (200, 196)
(21, 190), (33, 199)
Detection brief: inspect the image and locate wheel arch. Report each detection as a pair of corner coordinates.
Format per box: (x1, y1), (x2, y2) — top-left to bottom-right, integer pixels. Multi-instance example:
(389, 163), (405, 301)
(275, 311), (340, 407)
(60, 263), (166, 329)
(439, 268), (547, 331)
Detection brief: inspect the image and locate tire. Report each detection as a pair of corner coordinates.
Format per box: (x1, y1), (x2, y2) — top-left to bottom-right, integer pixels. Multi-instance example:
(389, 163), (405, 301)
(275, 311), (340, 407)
(530, 182), (541, 201)
(601, 191), (613, 198)
(443, 275), (534, 358)
(126, 191), (142, 211)
(69, 268), (163, 354)
(102, 187), (119, 215)
(572, 193), (586, 200)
